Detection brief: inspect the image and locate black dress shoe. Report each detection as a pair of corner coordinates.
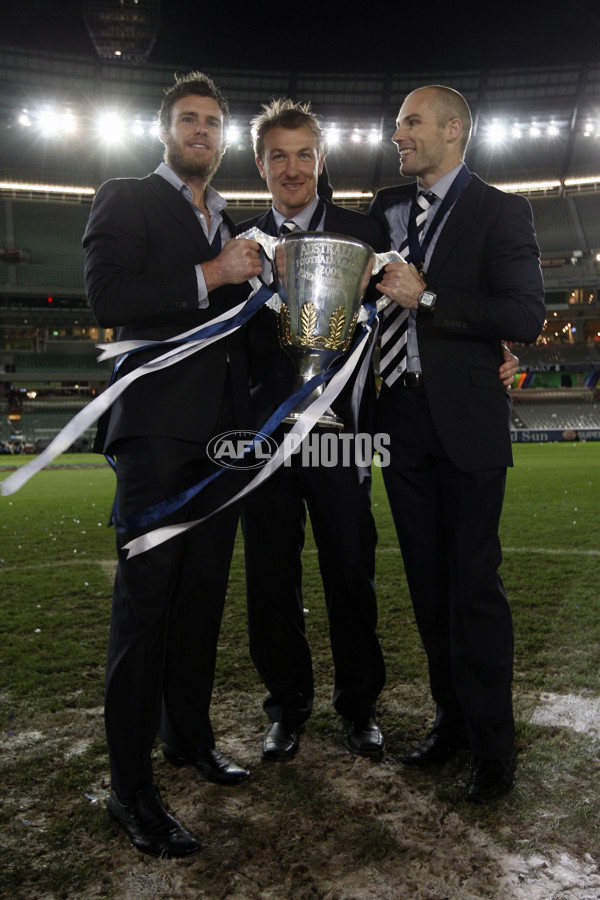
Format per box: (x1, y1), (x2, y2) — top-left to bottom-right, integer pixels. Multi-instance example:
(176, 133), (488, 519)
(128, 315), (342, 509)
(163, 746), (250, 785)
(107, 785), (201, 858)
(465, 754), (516, 804)
(345, 718), (385, 756)
(401, 730), (468, 767)
(261, 721), (299, 760)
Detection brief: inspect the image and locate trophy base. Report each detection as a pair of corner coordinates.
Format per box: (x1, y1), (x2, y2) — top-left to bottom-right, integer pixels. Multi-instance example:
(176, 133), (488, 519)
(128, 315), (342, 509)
(283, 409), (344, 430)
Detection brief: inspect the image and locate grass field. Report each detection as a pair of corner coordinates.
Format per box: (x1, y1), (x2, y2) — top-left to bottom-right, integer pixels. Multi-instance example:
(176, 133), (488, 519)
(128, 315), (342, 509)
(1, 442), (600, 898)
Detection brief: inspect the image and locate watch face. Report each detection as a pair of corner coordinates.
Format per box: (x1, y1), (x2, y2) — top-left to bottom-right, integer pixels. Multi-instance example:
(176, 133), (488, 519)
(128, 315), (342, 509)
(419, 290), (436, 308)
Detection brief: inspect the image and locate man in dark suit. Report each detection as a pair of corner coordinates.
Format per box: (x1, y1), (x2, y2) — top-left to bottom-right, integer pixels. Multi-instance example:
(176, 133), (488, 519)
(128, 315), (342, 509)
(370, 85), (545, 803)
(83, 72), (262, 857)
(240, 100), (387, 761)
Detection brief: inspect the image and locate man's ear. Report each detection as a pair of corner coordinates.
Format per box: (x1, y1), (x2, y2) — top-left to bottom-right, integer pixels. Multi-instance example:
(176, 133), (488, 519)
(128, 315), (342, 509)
(256, 156), (267, 181)
(446, 117), (462, 145)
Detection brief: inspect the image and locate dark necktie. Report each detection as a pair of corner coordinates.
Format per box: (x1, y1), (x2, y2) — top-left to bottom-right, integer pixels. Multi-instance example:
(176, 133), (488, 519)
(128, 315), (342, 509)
(379, 191), (434, 387)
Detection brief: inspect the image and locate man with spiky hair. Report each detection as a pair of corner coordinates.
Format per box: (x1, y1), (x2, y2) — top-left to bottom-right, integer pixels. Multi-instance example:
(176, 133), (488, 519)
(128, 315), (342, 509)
(83, 72), (262, 857)
(240, 98), (388, 763)
(371, 85), (545, 803)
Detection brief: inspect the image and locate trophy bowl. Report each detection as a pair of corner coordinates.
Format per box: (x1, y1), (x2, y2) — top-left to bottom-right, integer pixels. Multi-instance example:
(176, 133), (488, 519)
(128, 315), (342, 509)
(273, 232), (375, 428)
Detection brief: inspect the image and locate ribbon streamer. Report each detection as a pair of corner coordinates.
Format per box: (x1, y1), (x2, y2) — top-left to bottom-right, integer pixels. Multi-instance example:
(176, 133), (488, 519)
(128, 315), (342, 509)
(0, 287), (273, 497)
(119, 358), (341, 534)
(123, 311), (376, 558)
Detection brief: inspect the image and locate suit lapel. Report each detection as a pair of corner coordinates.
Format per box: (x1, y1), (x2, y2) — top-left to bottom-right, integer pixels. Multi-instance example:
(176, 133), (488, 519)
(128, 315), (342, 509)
(145, 174), (213, 256)
(425, 175), (482, 281)
(255, 210), (272, 234)
(323, 200), (339, 231)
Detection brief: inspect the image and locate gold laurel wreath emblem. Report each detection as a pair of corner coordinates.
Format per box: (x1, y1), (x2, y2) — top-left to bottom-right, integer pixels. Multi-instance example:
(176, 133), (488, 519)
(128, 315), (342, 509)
(279, 302), (357, 351)
(322, 306), (346, 350)
(277, 303), (291, 345)
(299, 301), (318, 345)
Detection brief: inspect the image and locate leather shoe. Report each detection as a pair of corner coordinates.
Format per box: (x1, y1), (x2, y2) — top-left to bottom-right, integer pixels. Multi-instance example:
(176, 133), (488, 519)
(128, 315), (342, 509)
(345, 718), (385, 756)
(163, 746), (250, 785)
(465, 754), (516, 804)
(107, 784), (200, 858)
(261, 721), (299, 760)
(401, 730), (468, 767)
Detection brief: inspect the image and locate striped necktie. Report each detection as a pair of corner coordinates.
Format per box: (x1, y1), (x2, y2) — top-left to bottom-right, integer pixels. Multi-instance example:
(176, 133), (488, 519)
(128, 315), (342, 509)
(379, 191), (434, 387)
(279, 219), (299, 235)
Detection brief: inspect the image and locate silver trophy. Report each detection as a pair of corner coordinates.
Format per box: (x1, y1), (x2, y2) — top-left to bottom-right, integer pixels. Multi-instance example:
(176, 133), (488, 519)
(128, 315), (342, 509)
(272, 232), (374, 427)
(237, 228), (403, 429)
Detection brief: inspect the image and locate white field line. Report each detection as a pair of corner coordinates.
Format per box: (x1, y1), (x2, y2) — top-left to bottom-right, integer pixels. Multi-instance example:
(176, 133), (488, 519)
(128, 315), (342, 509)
(1, 544), (598, 575)
(371, 546), (600, 556)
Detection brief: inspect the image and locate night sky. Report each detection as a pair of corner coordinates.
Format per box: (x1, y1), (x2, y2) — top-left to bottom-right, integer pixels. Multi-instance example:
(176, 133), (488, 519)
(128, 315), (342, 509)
(1, 0), (599, 73)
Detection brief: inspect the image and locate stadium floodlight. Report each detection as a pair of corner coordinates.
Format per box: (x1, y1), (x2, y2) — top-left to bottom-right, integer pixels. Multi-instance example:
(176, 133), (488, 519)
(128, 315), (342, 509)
(325, 126), (340, 147)
(96, 111), (126, 143)
(130, 120), (145, 137)
(34, 107), (78, 137)
(61, 112), (77, 135)
(351, 130), (362, 143)
(511, 123), (522, 139)
(18, 110), (31, 127)
(227, 123), (241, 147)
(368, 130), (382, 145)
(487, 122), (506, 143)
(547, 122), (559, 137)
(37, 108), (63, 137)
(529, 123), (541, 137)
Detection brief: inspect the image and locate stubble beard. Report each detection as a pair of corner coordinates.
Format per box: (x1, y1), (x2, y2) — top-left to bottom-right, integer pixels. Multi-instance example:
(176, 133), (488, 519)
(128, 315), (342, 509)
(165, 141), (224, 183)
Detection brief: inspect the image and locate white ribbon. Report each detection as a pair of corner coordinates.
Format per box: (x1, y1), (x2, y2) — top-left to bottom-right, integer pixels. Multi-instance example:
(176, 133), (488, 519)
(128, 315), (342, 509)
(1, 232), (400, 502)
(122, 322), (375, 558)
(0, 306), (249, 497)
(94, 296), (249, 361)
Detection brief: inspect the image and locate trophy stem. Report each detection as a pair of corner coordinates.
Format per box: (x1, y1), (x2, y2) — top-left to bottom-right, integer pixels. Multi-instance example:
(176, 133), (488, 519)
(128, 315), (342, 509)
(282, 376), (343, 429)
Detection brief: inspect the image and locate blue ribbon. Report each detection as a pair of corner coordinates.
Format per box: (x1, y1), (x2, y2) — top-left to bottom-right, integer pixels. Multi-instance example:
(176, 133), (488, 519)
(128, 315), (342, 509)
(117, 301), (377, 537)
(106, 283), (275, 525)
(110, 283), (274, 379)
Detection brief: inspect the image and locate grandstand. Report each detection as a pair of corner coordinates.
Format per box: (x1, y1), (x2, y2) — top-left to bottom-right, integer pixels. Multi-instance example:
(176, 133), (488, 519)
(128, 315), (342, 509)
(1, 45), (599, 448)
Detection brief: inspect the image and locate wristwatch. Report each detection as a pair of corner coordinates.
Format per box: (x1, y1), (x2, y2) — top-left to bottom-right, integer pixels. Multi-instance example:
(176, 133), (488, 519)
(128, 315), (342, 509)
(418, 289), (437, 312)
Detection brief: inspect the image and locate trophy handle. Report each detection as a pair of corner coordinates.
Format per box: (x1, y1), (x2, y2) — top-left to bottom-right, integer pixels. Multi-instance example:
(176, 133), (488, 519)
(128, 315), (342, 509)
(236, 227), (283, 310)
(236, 227), (278, 261)
(372, 249), (405, 275)
(371, 250), (407, 311)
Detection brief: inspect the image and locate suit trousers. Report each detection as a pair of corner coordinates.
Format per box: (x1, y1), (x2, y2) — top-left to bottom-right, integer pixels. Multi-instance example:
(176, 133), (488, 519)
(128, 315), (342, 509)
(377, 384), (515, 759)
(242, 432), (386, 726)
(105, 424), (246, 802)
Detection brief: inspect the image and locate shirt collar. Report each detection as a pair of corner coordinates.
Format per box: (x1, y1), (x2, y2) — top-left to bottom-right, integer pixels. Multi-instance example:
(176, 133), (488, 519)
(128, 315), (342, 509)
(154, 162), (227, 214)
(420, 162), (466, 203)
(271, 194), (320, 231)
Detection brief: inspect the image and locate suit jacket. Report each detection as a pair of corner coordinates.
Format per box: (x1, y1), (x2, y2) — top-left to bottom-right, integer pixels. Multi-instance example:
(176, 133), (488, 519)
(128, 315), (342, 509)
(238, 200), (386, 431)
(370, 173), (545, 471)
(83, 174), (250, 451)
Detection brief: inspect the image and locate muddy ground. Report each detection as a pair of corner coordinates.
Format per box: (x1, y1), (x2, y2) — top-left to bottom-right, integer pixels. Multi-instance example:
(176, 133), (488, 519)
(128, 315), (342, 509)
(3, 683), (600, 900)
